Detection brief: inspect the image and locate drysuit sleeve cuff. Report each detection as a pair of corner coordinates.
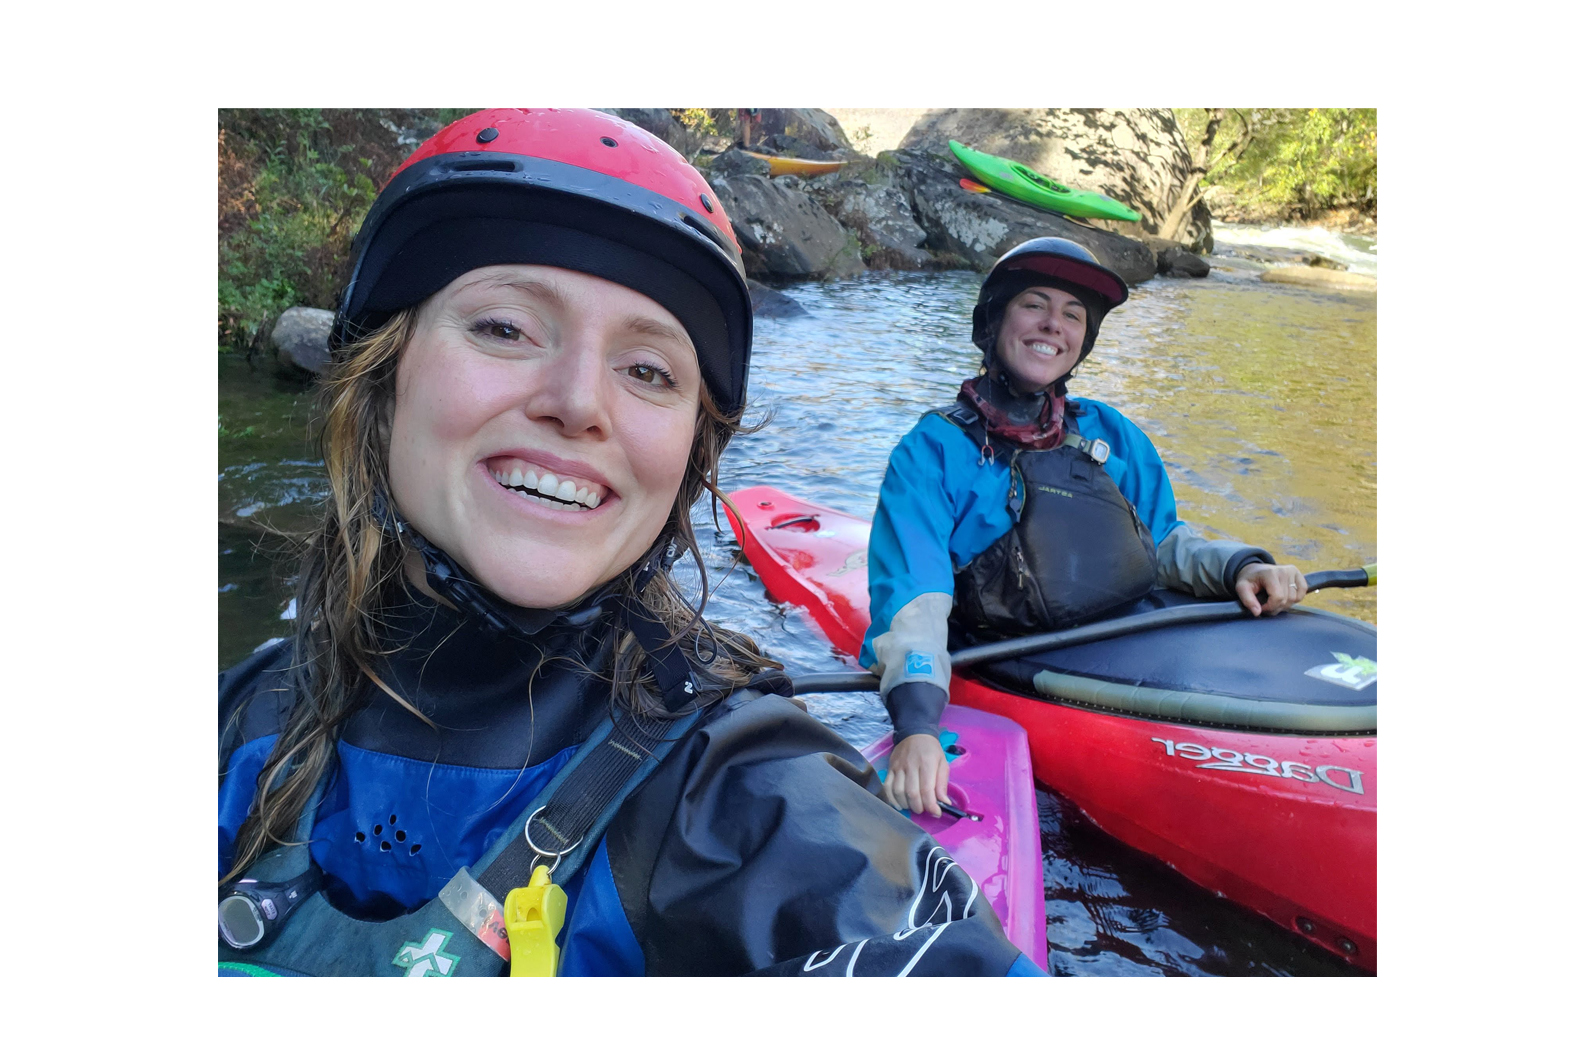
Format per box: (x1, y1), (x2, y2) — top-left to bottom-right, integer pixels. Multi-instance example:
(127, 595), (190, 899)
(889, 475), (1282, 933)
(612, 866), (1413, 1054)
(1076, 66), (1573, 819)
(1223, 548), (1276, 595)
(886, 681), (949, 741)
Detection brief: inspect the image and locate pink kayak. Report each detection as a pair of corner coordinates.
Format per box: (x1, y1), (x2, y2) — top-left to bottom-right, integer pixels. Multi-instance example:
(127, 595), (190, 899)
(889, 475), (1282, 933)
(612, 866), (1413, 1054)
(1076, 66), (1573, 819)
(857, 704), (1047, 969)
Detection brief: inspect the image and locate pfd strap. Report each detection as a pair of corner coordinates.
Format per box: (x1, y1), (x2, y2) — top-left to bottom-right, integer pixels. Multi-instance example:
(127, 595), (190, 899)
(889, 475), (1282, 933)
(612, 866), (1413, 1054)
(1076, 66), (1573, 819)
(473, 602), (711, 899)
(1062, 433), (1110, 464)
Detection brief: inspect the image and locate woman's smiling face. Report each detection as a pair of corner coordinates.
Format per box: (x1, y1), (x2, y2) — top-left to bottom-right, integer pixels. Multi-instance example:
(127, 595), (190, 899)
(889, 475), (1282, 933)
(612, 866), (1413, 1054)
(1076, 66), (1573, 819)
(993, 285), (1089, 393)
(387, 264), (702, 609)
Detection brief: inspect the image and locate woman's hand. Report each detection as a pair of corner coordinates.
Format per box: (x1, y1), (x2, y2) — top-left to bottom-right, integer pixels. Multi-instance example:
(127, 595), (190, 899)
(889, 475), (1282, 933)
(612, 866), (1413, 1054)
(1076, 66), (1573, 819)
(882, 734), (950, 817)
(1234, 562), (1307, 616)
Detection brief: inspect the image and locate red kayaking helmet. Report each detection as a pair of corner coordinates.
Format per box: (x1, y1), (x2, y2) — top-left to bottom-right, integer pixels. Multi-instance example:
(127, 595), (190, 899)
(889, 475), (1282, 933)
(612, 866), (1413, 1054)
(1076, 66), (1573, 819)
(332, 108), (753, 415)
(971, 237), (1130, 362)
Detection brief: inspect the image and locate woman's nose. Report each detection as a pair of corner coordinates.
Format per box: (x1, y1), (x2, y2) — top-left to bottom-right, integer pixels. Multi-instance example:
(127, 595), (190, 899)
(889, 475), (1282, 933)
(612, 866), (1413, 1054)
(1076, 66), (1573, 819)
(524, 340), (610, 438)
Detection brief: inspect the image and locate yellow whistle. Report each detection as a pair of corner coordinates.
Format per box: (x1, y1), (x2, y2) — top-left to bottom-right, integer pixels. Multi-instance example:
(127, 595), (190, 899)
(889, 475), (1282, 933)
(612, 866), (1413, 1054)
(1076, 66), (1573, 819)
(504, 864), (567, 977)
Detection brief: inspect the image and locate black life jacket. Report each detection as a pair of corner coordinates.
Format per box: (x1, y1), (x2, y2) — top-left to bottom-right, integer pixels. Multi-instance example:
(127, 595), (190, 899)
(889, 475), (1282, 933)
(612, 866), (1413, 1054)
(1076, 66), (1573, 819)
(940, 397), (1158, 635)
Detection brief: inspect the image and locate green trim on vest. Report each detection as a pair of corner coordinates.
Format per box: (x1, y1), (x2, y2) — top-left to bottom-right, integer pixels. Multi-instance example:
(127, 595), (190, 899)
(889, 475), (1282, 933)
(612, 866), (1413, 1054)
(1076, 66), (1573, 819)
(218, 961), (283, 977)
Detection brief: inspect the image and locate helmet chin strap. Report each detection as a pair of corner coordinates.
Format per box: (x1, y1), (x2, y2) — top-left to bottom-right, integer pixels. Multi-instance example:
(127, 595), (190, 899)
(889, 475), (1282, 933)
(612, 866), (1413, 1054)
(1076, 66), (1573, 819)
(980, 353), (1072, 420)
(370, 489), (675, 639)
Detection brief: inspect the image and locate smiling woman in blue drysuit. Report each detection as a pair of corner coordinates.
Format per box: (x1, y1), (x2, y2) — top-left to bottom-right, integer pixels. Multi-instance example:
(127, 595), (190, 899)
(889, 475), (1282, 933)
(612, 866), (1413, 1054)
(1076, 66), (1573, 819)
(217, 108), (1041, 977)
(863, 238), (1307, 817)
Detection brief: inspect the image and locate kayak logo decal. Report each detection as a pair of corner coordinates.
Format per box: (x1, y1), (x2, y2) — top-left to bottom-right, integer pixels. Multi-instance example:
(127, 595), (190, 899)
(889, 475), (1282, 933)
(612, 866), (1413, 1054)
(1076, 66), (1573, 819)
(1150, 738), (1366, 795)
(392, 929), (462, 977)
(1306, 653), (1377, 691)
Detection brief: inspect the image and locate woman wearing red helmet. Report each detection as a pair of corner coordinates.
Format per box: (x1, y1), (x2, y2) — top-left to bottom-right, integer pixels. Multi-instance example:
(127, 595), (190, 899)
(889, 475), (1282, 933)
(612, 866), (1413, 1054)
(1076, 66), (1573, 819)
(218, 109), (1039, 976)
(863, 239), (1306, 817)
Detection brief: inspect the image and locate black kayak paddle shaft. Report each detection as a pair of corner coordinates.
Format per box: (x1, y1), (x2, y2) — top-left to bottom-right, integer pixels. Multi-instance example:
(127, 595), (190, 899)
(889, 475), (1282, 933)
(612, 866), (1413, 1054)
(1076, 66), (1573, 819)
(788, 565), (1374, 696)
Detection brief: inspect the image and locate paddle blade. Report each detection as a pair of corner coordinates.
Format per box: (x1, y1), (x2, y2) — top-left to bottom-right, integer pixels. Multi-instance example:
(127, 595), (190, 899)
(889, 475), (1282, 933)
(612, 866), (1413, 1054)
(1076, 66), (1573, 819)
(959, 177), (991, 194)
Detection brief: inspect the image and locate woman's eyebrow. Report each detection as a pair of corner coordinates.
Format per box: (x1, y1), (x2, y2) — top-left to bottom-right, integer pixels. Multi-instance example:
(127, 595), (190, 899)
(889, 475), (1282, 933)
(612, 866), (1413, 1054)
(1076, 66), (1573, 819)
(456, 273), (569, 307)
(622, 314), (693, 350)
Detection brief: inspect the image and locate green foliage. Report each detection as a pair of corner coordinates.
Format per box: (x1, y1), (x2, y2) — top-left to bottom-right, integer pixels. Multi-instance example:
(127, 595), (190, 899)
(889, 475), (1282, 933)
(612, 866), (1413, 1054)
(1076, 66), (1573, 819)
(1174, 108), (1377, 220)
(671, 108), (721, 135)
(217, 109), (475, 350)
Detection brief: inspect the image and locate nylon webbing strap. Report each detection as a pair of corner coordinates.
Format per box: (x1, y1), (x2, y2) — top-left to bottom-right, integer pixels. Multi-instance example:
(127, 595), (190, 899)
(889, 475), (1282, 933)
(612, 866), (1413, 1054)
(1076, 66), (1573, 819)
(474, 600), (706, 899)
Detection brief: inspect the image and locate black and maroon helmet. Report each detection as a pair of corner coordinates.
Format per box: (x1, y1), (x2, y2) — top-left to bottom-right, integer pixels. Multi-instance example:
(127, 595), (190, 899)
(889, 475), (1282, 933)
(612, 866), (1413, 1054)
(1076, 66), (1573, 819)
(332, 108), (754, 416)
(971, 237), (1130, 358)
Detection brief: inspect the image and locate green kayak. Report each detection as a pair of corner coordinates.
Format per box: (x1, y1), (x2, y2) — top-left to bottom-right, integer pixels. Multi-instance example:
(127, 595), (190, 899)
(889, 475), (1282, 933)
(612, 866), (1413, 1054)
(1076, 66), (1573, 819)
(949, 140), (1142, 223)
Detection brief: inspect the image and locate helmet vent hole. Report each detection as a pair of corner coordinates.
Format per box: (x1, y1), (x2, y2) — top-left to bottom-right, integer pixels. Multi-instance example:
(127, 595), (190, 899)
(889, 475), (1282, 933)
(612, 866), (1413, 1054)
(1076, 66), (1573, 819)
(354, 832), (366, 843)
(380, 840), (392, 852)
(475, 127), (500, 144)
(450, 160), (516, 173)
(410, 844), (422, 856)
(700, 194), (715, 214)
(600, 136), (618, 148)
(394, 830), (406, 842)
(372, 824), (382, 836)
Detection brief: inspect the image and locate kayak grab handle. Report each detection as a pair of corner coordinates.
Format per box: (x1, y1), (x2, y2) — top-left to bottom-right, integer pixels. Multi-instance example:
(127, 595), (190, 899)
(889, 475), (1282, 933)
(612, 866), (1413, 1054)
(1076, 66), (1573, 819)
(789, 562), (1377, 695)
(770, 514), (820, 529)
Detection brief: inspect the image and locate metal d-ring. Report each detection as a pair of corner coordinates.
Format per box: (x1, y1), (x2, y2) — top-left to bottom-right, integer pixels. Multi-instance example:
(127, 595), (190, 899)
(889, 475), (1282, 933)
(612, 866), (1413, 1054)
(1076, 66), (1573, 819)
(523, 806), (584, 875)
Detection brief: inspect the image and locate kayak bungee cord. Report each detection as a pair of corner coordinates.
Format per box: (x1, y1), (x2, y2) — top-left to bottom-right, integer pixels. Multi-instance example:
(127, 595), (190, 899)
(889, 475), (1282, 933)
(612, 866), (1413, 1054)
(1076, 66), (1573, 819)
(789, 565), (1375, 695)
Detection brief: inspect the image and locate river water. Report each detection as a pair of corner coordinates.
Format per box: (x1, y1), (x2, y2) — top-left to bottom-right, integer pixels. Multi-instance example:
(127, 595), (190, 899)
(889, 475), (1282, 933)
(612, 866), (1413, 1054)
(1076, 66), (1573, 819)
(218, 227), (1375, 976)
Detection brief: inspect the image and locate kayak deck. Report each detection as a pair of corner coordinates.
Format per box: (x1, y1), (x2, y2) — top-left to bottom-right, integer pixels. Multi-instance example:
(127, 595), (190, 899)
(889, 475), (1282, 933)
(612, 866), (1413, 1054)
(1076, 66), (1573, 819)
(724, 484), (1376, 972)
(859, 707), (1047, 969)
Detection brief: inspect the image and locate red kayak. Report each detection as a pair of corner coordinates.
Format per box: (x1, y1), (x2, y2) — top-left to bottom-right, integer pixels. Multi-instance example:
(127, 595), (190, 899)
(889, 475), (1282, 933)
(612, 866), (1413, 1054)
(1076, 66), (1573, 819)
(725, 485), (1377, 972)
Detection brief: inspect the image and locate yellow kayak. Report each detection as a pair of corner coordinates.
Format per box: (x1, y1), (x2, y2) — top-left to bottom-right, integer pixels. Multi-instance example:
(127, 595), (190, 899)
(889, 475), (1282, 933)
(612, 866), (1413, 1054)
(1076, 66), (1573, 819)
(744, 151), (845, 178)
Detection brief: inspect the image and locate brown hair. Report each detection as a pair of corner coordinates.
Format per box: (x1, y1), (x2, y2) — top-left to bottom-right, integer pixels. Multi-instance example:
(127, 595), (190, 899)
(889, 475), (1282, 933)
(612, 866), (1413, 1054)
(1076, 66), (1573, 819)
(221, 308), (774, 883)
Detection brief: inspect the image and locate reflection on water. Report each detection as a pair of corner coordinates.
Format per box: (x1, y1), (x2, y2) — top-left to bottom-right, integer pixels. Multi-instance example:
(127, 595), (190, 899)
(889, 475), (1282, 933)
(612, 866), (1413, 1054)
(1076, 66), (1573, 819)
(218, 263), (1375, 976)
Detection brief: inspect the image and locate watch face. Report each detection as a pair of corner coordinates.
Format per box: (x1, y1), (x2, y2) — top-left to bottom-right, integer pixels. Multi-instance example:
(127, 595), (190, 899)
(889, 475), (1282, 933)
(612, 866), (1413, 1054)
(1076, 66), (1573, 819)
(1090, 440), (1111, 463)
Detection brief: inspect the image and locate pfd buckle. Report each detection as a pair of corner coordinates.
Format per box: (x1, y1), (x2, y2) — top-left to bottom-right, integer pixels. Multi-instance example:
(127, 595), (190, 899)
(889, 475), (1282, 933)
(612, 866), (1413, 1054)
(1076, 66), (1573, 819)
(523, 805), (584, 876)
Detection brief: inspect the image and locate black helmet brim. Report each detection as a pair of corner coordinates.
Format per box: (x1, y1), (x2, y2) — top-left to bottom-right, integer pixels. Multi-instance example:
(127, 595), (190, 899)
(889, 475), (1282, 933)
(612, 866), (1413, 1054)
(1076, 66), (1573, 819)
(334, 153), (753, 417)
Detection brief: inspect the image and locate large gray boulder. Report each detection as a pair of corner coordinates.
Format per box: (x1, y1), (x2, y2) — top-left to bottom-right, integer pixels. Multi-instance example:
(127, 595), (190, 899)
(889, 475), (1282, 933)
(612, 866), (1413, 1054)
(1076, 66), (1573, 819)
(270, 307), (336, 377)
(889, 148), (1157, 284)
(900, 109), (1213, 250)
(808, 161), (933, 269)
(709, 173), (864, 279)
(752, 108), (855, 156)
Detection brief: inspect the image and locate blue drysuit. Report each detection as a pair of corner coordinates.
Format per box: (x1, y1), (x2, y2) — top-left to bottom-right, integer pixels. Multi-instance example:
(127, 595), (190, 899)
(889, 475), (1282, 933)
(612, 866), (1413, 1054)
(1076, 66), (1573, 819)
(861, 396), (1271, 737)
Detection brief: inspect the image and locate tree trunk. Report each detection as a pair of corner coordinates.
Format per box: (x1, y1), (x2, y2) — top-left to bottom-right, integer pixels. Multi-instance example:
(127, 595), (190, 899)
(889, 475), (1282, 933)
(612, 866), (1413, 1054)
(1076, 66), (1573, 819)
(1157, 109), (1225, 240)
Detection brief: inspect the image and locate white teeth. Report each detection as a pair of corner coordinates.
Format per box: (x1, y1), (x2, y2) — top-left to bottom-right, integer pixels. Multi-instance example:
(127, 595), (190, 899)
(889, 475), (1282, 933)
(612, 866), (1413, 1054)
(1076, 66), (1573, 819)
(492, 461), (604, 510)
(1031, 342), (1057, 356)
